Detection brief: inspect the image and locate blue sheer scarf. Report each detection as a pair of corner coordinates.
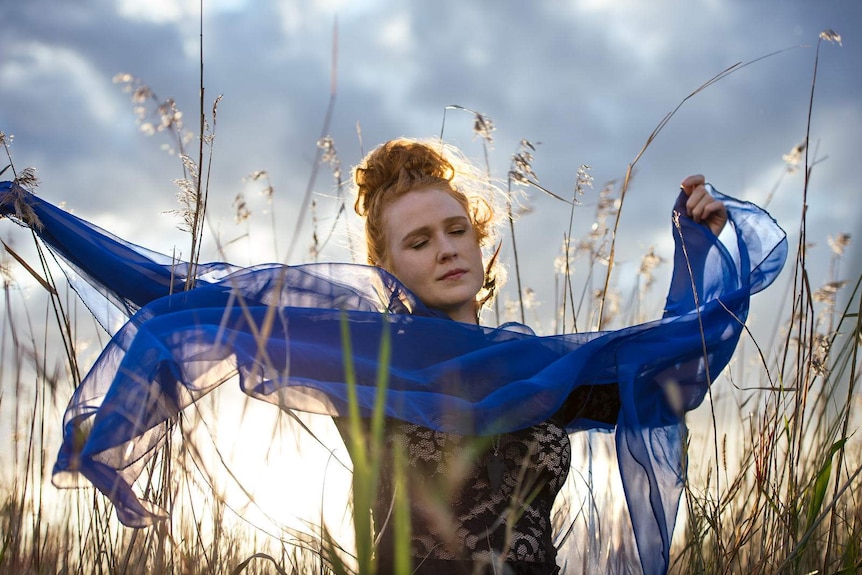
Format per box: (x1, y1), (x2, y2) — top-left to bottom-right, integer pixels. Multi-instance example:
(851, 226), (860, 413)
(1, 180), (786, 574)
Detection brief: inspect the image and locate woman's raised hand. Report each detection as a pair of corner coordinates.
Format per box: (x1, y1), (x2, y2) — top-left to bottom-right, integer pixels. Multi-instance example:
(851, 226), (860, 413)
(681, 174), (728, 236)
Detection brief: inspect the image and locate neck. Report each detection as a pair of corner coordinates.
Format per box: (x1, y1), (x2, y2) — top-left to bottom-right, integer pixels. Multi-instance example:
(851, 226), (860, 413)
(448, 304), (479, 325)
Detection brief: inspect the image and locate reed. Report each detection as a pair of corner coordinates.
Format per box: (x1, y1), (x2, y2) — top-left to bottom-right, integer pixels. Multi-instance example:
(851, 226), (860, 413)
(1, 28), (859, 575)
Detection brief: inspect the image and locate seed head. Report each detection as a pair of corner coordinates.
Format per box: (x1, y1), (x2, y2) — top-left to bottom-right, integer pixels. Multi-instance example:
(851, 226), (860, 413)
(639, 246), (666, 291)
(317, 136), (342, 182)
(554, 237), (576, 274)
(820, 29), (842, 46)
(233, 193), (251, 224)
(813, 280), (847, 304)
(14, 167), (39, 190)
(782, 140), (807, 174)
(473, 113), (495, 145)
(509, 139), (537, 186)
(827, 233), (851, 256)
(0, 181), (42, 229)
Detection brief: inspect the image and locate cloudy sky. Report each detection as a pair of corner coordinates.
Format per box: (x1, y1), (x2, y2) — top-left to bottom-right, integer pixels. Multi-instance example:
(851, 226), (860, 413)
(2, 0), (860, 333)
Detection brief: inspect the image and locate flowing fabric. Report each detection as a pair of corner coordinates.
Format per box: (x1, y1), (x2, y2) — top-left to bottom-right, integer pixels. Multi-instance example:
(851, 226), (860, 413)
(0, 180), (787, 574)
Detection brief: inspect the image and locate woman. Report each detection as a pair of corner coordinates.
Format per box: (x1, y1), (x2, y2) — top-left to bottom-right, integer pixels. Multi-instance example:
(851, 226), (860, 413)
(338, 138), (728, 574)
(0, 138), (784, 574)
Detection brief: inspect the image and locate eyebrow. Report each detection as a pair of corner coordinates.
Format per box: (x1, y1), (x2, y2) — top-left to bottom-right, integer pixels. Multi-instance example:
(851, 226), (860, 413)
(399, 216), (471, 244)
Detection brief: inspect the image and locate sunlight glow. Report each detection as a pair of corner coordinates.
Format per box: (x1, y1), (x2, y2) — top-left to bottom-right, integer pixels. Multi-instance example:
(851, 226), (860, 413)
(117, 0), (185, 24)
(181, 381), (354, 549)
(117, 0), (249, 24)
(379, 14), (412, 49)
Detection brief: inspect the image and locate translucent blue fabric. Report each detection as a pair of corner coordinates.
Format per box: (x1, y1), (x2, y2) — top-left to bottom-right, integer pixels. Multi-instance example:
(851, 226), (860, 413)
(1, 180), (787, 574)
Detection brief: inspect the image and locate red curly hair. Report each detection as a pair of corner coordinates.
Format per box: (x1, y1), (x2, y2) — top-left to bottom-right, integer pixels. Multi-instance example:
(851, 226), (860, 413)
(353, 138), (502, 308)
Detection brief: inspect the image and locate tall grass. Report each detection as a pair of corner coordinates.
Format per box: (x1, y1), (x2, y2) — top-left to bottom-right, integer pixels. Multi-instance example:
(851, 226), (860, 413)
(1, 29), (860, 575)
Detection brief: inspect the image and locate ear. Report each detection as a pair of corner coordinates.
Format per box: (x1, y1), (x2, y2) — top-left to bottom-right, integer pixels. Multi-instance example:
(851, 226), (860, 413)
(367, 253), (383, 268)
(377, 252), (393, 271)
(374, 258), (389, 271)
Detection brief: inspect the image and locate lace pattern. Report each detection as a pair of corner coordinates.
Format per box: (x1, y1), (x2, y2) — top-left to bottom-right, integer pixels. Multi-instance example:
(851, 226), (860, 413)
(337, 418), (571, 569)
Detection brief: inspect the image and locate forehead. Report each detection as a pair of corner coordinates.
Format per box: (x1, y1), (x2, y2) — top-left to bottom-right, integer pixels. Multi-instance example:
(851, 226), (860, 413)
(384, 187), (470, 238)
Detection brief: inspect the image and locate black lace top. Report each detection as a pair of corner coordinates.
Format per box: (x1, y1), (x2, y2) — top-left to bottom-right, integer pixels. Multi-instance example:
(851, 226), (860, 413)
(335, 383), (619, 575)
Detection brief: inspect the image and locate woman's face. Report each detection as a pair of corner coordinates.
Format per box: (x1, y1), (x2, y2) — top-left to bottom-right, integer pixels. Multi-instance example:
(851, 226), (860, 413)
(382, 187), (484, 324)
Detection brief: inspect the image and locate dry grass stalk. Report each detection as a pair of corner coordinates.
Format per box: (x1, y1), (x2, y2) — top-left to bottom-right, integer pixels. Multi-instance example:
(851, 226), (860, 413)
(3, 25), (860, 575)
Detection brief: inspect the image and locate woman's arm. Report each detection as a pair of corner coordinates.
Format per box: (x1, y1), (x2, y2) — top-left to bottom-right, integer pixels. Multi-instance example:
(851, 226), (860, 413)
(1, 181), (236, 329)
(1, 181), (186, 308)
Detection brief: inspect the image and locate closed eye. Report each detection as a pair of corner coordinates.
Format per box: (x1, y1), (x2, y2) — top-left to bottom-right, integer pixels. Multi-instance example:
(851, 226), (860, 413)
(410, 239), (428, 249)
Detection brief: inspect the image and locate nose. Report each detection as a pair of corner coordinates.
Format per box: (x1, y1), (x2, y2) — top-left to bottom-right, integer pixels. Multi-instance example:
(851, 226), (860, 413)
(437, 234), (457, 262)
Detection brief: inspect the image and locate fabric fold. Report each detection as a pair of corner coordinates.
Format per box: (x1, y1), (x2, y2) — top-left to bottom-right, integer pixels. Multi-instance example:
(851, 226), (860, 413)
(1, 180), (787, 574)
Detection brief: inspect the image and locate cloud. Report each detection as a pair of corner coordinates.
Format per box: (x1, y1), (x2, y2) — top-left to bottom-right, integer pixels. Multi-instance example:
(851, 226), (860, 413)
(116, 0), (251, 24)
(1, 0), (859, 316)
(1, 41), (122, 127)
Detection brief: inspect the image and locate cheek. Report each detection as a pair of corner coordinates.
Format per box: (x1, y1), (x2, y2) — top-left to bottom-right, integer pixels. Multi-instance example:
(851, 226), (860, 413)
(466, 241), (483, 267)
(388, 251), (424, 286)
(379, 238), (398, 273)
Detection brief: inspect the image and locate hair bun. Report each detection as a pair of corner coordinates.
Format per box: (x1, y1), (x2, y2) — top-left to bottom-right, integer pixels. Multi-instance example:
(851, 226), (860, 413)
(354, 139), (454, 216)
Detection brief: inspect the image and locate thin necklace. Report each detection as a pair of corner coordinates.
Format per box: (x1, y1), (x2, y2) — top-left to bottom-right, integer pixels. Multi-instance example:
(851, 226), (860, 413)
(487, 434), (504, 491)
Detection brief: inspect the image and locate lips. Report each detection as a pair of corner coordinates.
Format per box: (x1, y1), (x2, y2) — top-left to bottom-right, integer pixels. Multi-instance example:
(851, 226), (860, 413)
(439, 268), (468, 281)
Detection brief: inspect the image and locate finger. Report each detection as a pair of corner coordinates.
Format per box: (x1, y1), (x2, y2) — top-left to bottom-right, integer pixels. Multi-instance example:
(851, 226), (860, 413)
(686, 185), (710, 220)
(700, 199), (725, 221)
(680, 174), (706, 196)
(690, 195), (729, 235)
